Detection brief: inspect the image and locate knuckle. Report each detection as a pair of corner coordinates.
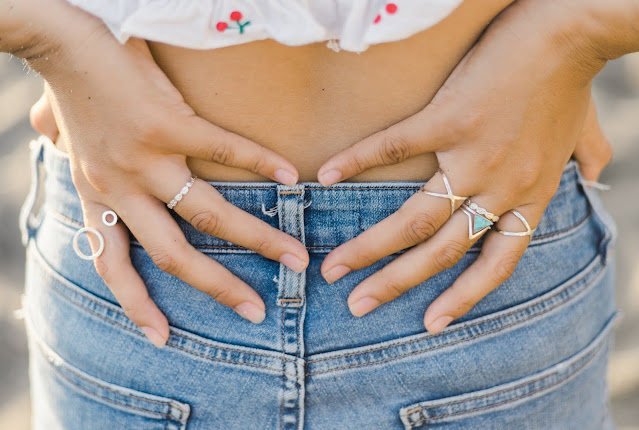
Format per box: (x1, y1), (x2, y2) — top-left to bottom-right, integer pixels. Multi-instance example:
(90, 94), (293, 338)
(148, 247), (183, 276)
(346, 152), (367, 174)
(382, 278), (407, 300)
(207, 141), (235, 166)
(401, 212), (439, 245)
(206, 285), (232, 304)
(82, 168), (111, 194)
(432, 240), (467, 271)
(93, 257), (110, 281)
(190, 210), (225, 237)
(453, 298), (477, 316)
(252, 238), (272, 255)
(248, 152), (267, 174)
(377, 133), (412, 165)
(353, 246), (379, 267)
(493, 252), (522, 283)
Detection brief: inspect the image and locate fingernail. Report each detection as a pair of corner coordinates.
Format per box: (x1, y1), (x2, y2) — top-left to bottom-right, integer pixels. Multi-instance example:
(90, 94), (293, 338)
(274, 169), (298, 186)
(318, 169), (342, 186)
(322, 265), (351, 283)
(141, 326), (167, 349)
(348, 297), (380, 317)
(235, 302), (266, 324)
(425, 316), (454, 334)
(280, 253), (307, 273)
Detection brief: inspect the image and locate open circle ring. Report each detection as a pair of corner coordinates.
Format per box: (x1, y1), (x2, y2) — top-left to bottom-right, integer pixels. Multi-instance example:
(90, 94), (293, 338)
(102, 210), (118, 227)
(494, 210), (536, 237)
(72, 227), (105, 260)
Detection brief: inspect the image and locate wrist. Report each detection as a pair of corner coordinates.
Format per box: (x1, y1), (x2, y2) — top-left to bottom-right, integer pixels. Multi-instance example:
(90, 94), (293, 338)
(541, 0), (639, 61)
(0, 0), (106, 76)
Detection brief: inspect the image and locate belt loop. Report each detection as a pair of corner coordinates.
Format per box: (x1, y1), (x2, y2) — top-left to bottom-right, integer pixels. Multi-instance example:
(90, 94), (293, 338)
(19, 136), (46, 247)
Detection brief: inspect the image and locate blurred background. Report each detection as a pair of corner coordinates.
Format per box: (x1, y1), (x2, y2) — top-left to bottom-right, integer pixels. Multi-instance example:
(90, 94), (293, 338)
(1, 52), (638, 428)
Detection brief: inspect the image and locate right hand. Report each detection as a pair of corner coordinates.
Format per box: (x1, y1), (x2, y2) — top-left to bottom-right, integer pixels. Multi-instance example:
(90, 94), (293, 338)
(23, 2), (309, 348)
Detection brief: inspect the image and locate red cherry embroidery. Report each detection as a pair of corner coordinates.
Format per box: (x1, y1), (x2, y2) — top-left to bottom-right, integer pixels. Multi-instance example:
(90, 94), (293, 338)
(373, 3), (398, 24)
(216, 10), (251, 34)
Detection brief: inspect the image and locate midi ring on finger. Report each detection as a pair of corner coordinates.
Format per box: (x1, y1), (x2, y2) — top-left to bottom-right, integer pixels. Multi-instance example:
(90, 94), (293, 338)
(102, 210), (118, 226)
(461, 199), (499, 240)
(493, 210), (536, 237)
(420, 172), (468, 216)
(72, 227), (105, 260)
(167, 176), (197, 210)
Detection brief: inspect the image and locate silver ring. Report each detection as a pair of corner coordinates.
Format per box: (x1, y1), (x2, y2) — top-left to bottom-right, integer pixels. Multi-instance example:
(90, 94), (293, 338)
(461, 199), (499, 239)
(494, 210), (536, 237)
(72, 227), (105, 260)
(167, 176), (197, 210)
(420, 172), (468, 216)
(102, 210), (118, 227)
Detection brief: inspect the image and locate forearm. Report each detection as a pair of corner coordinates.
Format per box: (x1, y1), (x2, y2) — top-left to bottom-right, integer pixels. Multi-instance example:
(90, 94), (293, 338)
(0, 0), (103, 77)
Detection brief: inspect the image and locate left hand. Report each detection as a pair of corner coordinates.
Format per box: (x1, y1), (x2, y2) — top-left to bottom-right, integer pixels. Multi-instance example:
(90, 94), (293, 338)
(316, 0), (615, 333)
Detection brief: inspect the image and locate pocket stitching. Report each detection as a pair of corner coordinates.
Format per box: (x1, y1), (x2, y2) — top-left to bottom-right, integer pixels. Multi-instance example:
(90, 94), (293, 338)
(26, 317), (190, 424)
(305, 253), (607, 376)
(28, 241), (294, 375)
(401, 312), (617, 427)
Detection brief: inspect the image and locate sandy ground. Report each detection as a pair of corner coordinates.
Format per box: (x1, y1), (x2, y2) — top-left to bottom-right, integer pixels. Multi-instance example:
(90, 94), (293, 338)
(1, 52), (638, 429)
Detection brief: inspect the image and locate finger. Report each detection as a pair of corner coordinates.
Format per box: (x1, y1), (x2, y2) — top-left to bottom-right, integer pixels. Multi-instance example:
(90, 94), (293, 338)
(573, 98), (612, 183)
(317, 106), (450, 186)
(321, 171), (462, 283)
(160, 115), (299, 186)
(79, 199), (169, 348)
(116, 193), (268, 324)
(29, 89), (59, 142)
(345, 202), (496, 318)
(142, 162), (309, 273)
(423, 205), (543, 334)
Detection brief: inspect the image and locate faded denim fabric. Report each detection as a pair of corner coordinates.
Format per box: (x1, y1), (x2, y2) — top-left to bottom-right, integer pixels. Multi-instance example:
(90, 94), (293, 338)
(20, 136), (620, 429)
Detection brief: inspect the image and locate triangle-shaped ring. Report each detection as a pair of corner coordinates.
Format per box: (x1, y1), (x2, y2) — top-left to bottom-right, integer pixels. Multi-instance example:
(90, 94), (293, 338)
(460, 199), (499, 240)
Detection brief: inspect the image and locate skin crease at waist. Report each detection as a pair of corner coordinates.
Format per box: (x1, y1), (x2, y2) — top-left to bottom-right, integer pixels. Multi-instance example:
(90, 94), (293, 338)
(53, 0), (516, 183)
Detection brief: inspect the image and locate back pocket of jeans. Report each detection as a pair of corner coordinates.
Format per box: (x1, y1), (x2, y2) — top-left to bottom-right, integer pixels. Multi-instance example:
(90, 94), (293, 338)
(27, 322), (191, 430)
(398, 311), (620, 429)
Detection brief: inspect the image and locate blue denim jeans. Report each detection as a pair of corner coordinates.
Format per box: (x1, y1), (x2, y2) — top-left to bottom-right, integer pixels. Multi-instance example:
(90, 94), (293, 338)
(20, 136), (620, 429)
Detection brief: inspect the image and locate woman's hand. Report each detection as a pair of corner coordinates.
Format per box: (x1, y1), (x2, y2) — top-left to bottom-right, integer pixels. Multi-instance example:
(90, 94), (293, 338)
(316, 0), (630, 333)
(16, 1), (309, 348)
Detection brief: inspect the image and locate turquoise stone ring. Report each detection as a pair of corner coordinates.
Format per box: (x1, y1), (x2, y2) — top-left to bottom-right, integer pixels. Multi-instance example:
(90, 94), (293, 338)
(460, 199), (499, 240)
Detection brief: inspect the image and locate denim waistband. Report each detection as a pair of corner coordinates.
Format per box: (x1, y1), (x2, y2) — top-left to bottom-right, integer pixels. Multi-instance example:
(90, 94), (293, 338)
(22, 135), (596, 252)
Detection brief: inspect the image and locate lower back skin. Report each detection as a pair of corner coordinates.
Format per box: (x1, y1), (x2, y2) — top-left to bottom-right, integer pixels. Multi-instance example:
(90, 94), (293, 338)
(56, 0), (514, 183)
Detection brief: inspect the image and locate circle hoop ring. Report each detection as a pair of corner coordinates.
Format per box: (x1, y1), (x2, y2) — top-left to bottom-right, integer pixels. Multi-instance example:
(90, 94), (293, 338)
(72, 227), (105, 260)
(102, 210), (118, 227)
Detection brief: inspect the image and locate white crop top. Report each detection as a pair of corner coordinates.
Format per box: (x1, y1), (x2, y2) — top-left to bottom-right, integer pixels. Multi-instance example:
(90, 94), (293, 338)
(65, 0), (463, 53)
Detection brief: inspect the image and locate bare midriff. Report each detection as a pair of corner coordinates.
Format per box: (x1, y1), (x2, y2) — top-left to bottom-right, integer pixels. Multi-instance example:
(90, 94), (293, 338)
(58, 0), (514, 183)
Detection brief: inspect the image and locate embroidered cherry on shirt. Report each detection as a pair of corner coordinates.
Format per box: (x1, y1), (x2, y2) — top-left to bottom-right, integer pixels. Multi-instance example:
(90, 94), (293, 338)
(373, 3), (398, 24)
(216, 10), (251, 34)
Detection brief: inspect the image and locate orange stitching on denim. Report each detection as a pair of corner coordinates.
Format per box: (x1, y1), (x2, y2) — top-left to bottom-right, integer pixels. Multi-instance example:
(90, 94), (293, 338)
(281, 305), (285, 430)
(279, 190), (303, 195)
(409, 341), (606, 424)
(306, 257), (602, 365)
(37, 341), (182, 420)
(33, 254), (296, 369)
(304, 261), (604, 376)
(280, 298), (301, 302)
